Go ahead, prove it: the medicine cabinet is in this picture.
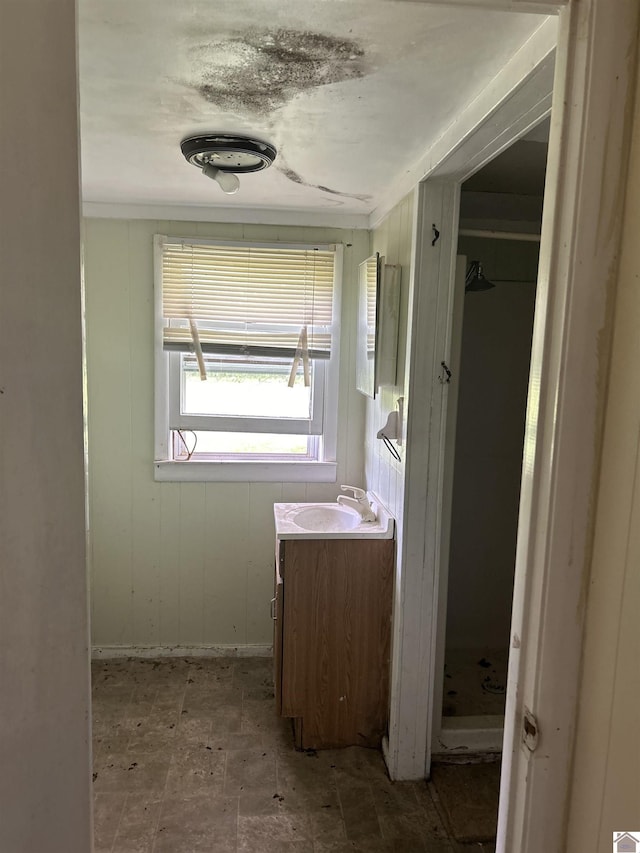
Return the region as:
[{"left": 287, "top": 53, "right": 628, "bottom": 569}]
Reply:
[{"left": 356, "top": 253, "right": 400, "bottom": 398}]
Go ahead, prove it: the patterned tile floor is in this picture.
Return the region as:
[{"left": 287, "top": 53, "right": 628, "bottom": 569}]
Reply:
[{"left": 92, "top": 657, "right": 495, "bottom": 852}]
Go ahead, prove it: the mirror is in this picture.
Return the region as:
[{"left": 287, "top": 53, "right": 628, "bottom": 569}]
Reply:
[
  {"left": 356, "top": 253, "right": 380, "bottom": 398},
  {"left": 356, "top": 253, "right": 400, "bottom": 398}
]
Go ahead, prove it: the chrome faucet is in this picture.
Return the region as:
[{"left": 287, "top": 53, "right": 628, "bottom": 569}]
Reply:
[{"left": 336, "top": 485, "right": 376, "bottom": 522}]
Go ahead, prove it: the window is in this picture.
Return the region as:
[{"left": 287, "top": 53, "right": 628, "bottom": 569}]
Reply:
[{"left": 154, "top": 236, "right": 342, "bottom": 482}]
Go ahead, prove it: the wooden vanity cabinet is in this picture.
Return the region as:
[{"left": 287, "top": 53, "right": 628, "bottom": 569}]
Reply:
[{"left": 274, "top": 536, "right": 394, "bottom": 750}]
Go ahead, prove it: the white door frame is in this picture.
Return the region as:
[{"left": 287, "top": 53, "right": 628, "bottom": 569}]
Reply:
[{"left": 385, "top": 1, "right": 640, "bottom": 852}]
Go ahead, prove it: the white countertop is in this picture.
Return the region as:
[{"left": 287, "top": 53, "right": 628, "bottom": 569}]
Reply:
[{"left": 274, "top": 496, "right": 395, "bottom": 540}]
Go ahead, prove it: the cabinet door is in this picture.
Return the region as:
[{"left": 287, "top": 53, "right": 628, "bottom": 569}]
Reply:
[{"left": 281, "top": 538, "right": 394, "bottom": 748}]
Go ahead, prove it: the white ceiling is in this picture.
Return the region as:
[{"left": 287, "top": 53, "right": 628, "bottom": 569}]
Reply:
[{"left": 78, "top": 1, "right": 549, "bottom": 218}]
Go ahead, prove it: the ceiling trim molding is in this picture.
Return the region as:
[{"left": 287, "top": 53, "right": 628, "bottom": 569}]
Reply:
[
  {"left": 368, "top": 15, "right": 557, "bottom": 228},
  {"left": 82, "top": 201, "right": 371, "bottom": 230},
  {"left": 407, "top": 0, "right": 565, "bottom": 12}
]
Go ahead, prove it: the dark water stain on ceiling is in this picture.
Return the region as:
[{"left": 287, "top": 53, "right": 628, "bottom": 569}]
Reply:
[
  {"left": 280, "top": 164, "right": 371, "bottom": 203},
  {"left": 191, "top": 28, "right": 367, "bottom": 114}
]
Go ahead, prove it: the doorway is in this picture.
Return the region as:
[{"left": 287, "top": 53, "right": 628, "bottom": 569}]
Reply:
[
  {"left": 387, "top": 3, "right": 639, "bottom": 851},
  {"left": 426, "top": 133, "right": 548, "bottom": 846},
  {"left": 434, "top": 129, "right": 548, "bottom": 759}
]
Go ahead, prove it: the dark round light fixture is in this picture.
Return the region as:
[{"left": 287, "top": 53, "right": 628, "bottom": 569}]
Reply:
[{"left": 180, "top": 134, "right": 277, "bottom": 194}]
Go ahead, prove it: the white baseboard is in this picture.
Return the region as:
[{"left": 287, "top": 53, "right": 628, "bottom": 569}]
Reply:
[{"left": 91, "top": 644, "right": 273, "bottom": 660}]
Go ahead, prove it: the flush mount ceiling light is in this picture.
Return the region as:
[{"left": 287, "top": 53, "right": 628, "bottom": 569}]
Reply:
[{"left": 180, "top": 134, "right": 277, "bottom": 195}]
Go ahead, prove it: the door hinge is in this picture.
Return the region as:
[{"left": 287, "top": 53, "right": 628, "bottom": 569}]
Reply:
[{"left": 523, "top": 707, "right": 539, "bottom": 752}]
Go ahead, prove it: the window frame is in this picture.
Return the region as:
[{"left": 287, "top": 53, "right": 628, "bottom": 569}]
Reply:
[
  {"left": 153, "top": 235, "right": 342, "bottom": 482},
  {"left": 171, "top": 429, "right": 321, "bottom": 463},
  {"left": 167, "top": 351, "right": 326, "bottom": 435}
]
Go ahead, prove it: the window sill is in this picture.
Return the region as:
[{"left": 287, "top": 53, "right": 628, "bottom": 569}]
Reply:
[{"left": 154, "top": 460, "right": 338, "bottom": 483}]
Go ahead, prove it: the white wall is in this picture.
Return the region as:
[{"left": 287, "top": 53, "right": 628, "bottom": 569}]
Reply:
[
  {"left": 364, "top": 193, "right": 415, "bottom": 771},
  {"left": 446, "top": 236, "right": 537, "bottom": 650},
  {"left": 0, "top": 1, "right": 92, "bottom": 850},
  {"left": 84, "top": 218, "right": 368, "bottom": 649},
  {"left": 365, "top": 193, "right": 415, "bottom": 519},
  {"left": 565, "top": 45, "right": 640, "bottom": 848}
]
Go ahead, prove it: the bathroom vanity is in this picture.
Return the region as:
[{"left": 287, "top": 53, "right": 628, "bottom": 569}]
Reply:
[{"left": 273, "top": 501, "right": 394, "bottom": 750}]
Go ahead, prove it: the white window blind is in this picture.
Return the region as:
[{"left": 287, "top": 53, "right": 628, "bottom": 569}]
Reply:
[{"left": 159, "top": 237, "right": 336, "bottom": 360}]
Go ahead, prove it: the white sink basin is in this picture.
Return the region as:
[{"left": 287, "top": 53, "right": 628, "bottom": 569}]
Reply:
[
  {"left": 274, "top": 497, "right": 394, "bottom": 540},
  {"left": 293, "top": 505, "right": 361, "bottom": 532}
]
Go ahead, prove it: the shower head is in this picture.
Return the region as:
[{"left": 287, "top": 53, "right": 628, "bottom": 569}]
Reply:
[{"left": 465, "top": 261, "right": 495, "bottom": 293}]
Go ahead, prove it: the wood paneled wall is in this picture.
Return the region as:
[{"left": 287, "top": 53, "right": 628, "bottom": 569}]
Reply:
[
  {"left": 84, "top": 218, "right": 368, "bottom": 648},
  {"left": 365, "top": 194, "right": 415, "bottom": 523}
]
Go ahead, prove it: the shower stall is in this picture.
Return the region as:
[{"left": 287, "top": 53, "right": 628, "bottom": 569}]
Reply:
[{"left": 434, "top": 229, "right": 540, "bottom": 756}]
